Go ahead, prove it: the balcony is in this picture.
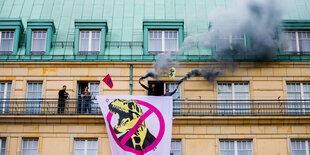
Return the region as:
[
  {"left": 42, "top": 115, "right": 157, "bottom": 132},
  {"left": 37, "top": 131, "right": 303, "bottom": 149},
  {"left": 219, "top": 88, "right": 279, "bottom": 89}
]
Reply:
[{"left": 0, "top": 99, "right": 310, "bottom": 116}]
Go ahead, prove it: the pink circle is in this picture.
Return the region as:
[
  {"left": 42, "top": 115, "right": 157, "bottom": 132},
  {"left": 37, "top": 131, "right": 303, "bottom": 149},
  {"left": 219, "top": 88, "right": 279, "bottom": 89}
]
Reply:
[{"left": 107, "top": 99, "right": 165, "bottom": 155}]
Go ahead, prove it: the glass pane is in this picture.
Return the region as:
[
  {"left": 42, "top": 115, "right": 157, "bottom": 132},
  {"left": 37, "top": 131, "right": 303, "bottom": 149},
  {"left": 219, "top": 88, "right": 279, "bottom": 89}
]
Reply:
[
  {"left": 149, "top": 39, "right": 162, "bottom": 51},
  {"left": 80, "top": 39, "right": 89, "bottom": 51},
  {"left": 165, "top": 39, "right": 178, "bottom": 52},
  {"left": 91, "top": 39, "right": 100, "bottom": 51}
]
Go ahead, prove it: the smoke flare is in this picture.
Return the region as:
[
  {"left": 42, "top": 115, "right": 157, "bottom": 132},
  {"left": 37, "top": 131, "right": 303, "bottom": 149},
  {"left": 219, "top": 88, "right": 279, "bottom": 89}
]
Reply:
[
  {"left": 139, "top": 71, "right": 159, "bottom": 80},
  {"left": 178, "top": 69, "right": 223, "bottom": 85}
]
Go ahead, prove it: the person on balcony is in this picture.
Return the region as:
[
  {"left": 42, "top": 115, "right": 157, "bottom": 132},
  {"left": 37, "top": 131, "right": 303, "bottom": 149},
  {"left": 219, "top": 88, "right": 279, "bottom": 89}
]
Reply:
[
  {"left": 58, "top": 85, "right": 69, "bottom": 114},
  {"left": 164, "top": 85, "right": 179, "bottom": 96},
  {"left": 81, "top": 86, "right": 92, "bottom": 114},
  {"left": 139, "top": 79, "right": 160, "bottom": 96}
]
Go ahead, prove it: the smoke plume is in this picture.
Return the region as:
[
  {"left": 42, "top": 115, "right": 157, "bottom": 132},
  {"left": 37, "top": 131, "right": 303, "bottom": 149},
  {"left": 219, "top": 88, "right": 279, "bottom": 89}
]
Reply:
[
  {"left": 178, "top": 69, "right": 223, "bottom": 85},
  {"left": 140, "top": 70, "right": 159, "bottom": 80},
  {"left": 181, "top": 0, "right": 287, "bottom": 62}
]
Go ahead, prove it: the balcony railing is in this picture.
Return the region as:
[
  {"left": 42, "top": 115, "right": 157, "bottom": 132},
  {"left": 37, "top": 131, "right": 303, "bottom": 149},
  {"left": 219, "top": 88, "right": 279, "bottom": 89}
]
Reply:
[{"left": 0, "top": 99, "right": 310, "bottom": 116}]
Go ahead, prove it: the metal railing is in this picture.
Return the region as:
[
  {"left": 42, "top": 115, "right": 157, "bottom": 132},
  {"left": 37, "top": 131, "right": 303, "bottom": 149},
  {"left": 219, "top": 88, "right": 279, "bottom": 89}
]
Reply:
[{"left": 0, "top": 99, "right": 310, "bottom": 116}]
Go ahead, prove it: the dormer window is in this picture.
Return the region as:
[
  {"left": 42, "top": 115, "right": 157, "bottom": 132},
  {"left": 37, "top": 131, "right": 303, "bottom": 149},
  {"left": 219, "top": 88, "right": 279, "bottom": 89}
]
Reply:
[{"left": 0, "top": 31, "right": 14, "bottom": 55}]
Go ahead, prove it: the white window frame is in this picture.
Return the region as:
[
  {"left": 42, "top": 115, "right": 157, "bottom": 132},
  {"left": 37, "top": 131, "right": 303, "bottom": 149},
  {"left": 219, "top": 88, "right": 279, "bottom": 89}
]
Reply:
[
  {"left": 31, "top": 30, "right": 47, "bottom": 52},
  {"left": 79, "top": 30, "right": 101, "bottom": 52},
  {"left": 217, "top": 33, "right": 247, "bottom": 50},
  {"left": 284, "top": 31, "right": 310, "bottom": 54},
  {"left": 27, "top": 82, "right": 43, "bottom": 99},
  {"left": 74, "top": 139, "right": 98, "bottom": 155},
  {"left": 220, "top": 140, "right": 253, "bottom": 155},
  {"left": 0, "top": 82, "right": 12, "bottom": 113},
  {"left": 0, "top": 138, "right": 6, "bottom": 155},
  {"left": 286, "top": 82, "right": 310, "bottom": 114},
  {"left": 0, "top": 31, "right": 14, "bottom": 52},
  {"left": 0, "top": 82, "right": 12, "bottom": 99},
  {"left": 291, "top": 140, "right": 310, "bottom": 155},
  {"left": 171, "top": 140, "right": 181, "bottom": 155},
  {"left": 148, "top": 30, "right": 178, "bottom": 52},
  {"left": 217, "top": 82, "right": 250, "bottom": 114},
  {"left": 22, "top": 138, "right": 38, "bottom": 155}
]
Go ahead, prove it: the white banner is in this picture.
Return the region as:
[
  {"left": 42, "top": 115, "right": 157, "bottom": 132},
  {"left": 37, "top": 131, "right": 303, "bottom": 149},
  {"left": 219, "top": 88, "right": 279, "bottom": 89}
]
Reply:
[{"left": 96, "top": 95, "right": 173, "bottom": 155}]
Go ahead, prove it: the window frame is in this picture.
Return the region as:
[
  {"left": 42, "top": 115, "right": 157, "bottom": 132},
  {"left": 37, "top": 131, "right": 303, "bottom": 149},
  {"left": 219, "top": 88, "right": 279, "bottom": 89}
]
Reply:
[
  {"left": 219, "top": 140, "right": 253, "bottom": 155},
  {"left": 22, "top": 138, "right": 39, "bottom": 155},
  {"left": 148, "top": 30, "right": 179, "bottom": 54},
  {"left": 0, "top": 19, "right": 24, "bottom": 55},
  {"left": 170, "top": 139, "right": 181, "bottom": 155},
  {"left": 283, "top": 31, "right": 310, "bottom": 55},
  {"left": 26, "top": 19, "right": 55, "bottom": 55},
  {"left": 31, "top": 30, "right": 47, "bottom": 54},
  {"left": 78, "top": 30, "right": 101, "bottom": 55},
  {"left": 74, "top": 20, "right": 108, "bottom": 55},
  {"left": 217, "top": 82, "right": 250, "bottom": 115},
  {"left": 74, "top": 139, "right": 98, "bottom": 155},
  {"left": 291, "top": 139, "right": 310, "bottom": 155},
  {"left": 0, "top": 31, "right": 15, "bottom": 54},
  {"left": 0, "top": 138, "right": 6, "bottom": 155},
  {"left": 216, "top": 33, "right": 247, "bottom": 51},
  {"left": 286, "top": 82, "right": 310, "bottom": 114},
  {"left": 143, "top": 20, "right": 184, "bottom": 55}
]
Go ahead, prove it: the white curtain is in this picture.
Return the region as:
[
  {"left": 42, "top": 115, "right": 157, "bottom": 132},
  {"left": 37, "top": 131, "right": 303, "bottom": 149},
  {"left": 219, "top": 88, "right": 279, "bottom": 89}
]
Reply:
[
  {"left": 170, "top": 140, "right": 181, "bottom": 155},
  {"left": 164, "top": 31, "right": 178, "bottom": 52},
  {"left": 149, "top": 31, "right": 162, "bottom": 52},
  {"left": 91, "top": 31, "right": 100, "bottom": 52},
  {"left": 220, "top": 141, "right": 235, "bottom": 155},
  {"left": 287, "top": 83, "right": 302, "bottom": 114},
  {"left": 0, "top": 32, "right": 14, "bottom": 52},
  {"left": 22, "top": 139, "right": 38, "bottom": 155},
  {"left": 218, "top": 83, "right": 233, "bottom": 114},
  {"left": 32, "top": 31, "right": 46, "bottom": 52},
  {"left": 237, "top": 141, "right": 252, "bottom": 155},
  {"left": 291, "top": 140, "right": 306, "bottom": 155},
  {"left": 299, "top": 32, "right": 310, "bottom": 52}
]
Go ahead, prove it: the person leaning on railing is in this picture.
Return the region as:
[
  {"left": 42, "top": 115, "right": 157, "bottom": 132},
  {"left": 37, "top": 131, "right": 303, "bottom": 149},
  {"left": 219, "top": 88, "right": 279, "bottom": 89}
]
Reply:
[{"left": 58, "top": 85, "right": 69, "bottom": 114}]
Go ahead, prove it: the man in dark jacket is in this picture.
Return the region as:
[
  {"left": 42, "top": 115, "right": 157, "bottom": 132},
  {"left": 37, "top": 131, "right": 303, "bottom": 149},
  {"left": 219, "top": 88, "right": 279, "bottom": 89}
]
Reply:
[
  {"left": 139, "top": 79, "right": 160, "bottom": 96},
  {"left": 58, "top": 85, "right": 69, "bottom": 114}
]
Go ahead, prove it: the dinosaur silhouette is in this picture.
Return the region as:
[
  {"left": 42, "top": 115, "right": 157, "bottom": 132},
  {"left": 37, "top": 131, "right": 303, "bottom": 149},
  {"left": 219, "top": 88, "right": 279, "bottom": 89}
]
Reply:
[{"left": 109, "top": 99, "right": 156, "bottom": 150}]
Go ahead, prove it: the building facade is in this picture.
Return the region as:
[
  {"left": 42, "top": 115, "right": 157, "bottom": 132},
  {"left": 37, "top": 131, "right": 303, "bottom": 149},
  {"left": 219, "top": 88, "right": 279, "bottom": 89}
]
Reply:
[{"left": 0, "top": 0, "right": 310, "bottom": 154}]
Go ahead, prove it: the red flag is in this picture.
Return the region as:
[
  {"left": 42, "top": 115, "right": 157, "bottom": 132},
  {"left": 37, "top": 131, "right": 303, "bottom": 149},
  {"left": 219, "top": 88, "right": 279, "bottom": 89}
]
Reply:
[{"left": 103, "top": 74, "right": 113, "bottom": 88}]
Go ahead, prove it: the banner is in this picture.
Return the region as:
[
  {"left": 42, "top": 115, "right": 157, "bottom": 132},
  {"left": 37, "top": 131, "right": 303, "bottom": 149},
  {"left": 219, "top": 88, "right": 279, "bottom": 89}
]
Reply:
[{"left": 96, "top": 95, "right": 173, "bottom": 155}]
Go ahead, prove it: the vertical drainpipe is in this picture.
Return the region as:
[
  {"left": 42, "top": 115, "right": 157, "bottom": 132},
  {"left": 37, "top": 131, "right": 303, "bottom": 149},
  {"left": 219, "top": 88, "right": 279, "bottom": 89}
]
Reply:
[{"left": 130, "top": 64, "right": 133, "bottom": 95}]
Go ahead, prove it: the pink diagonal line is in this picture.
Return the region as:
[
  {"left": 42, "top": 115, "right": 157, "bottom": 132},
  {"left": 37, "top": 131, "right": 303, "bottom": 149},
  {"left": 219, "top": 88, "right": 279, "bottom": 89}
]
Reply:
[{"left": 120, "top": 109, "right": 154, "bottom": 145}]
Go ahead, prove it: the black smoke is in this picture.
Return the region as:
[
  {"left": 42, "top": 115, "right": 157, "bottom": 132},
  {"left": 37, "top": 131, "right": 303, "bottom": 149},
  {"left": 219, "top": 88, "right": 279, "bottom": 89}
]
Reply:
[{"left": 178, "top": 69, "right": 223, "bottom": 85}]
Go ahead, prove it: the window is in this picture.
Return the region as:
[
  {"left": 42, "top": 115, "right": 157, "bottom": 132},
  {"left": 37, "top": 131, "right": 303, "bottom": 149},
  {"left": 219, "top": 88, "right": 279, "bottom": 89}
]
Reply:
[
  {"left": 0, "top": 138, "right": 6, "bottom": 155},
  {"left": 79, "top": 31, "right": 101, "bottom": 55},
  {"left": 220, "top": 140, "right": 252, "bottom": 155},
  {"left": 74, "top": 20, "right": 107, "bottom": 55},
  {"left": 216, "top": 33, "right": 246, "bottom": 51},
  {"left": 0, "top": 31, "right": 14, "bottom": 55},
  {"left": 31, "top": 31, "right": 47, "bottom": 55},
  {"left": 0, "top": 82, "right": 12, "bottom": 114},
  {"left": 165, "top": 83, "right": 181, "bottom": 115},
  {"left": 26, "top": 82, "right": 43, "bottom": 114},
  {"left": 77, "top": 82, "right": 100, "bottom": 114},
  {"left": 22, "top": 139, "right": 38, "bottom": 155},
  {"left": 143, "top": 20, "right": 184, "bottom": 55},
  {"left": 26, "top": 19, "right": 55, "bottom": 55},
  {"left": 287, "top": 83, "right": 310, "bottom": 114},
  {"left": 284, "top": 31, "right": 310, "bottom": 55},
  {"left": 148, "top": 31, "right": 178, "bottom": 54},
  {"left": 171, "top": 140, "right": 181, "bottom": 155},
  {"left": 218, "top": 83, "right": 250, "bottom": 114},
  {"left": 74, "top": 139, "right": 97, "bottom": 155},
  {"left": 291, "top": 140, "right": 310, "bottom": 155}
]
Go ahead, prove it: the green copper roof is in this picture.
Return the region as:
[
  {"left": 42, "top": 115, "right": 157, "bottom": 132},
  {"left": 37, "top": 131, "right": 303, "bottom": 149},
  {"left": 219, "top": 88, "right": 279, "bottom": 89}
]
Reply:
[{"left": 0, "top": 0, "right": 309, "bottom": 60}]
